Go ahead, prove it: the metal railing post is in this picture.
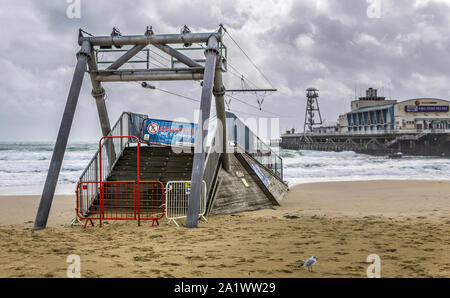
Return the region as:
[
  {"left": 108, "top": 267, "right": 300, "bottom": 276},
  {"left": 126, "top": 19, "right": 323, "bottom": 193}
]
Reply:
[
  {"left": 186, "top": 34, "right": 220, "bottom": 229},
  {"left": 33, "top": 41, "right": 91, "bottom": 230},
  {"left": 214, "top": 63, "right": 230, "bottom": 172}
]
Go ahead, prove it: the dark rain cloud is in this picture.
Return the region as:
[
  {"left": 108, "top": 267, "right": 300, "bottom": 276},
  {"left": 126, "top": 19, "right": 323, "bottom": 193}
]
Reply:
[{"left": 0, "top": 0, "right": 449, "bottom": 140}]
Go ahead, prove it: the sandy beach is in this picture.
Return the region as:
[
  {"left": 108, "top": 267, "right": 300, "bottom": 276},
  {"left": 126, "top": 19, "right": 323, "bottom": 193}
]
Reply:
[{"left": 0, "top": 180, "right": 449, "bottom": 278}]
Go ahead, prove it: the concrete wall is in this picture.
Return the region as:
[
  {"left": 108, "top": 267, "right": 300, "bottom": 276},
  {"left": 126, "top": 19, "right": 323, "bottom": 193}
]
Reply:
[
  {"left": 208, "top": 154, "right": 274, "bottom": 215},
  {"left": 208, "top": 152, "right": 288, "bottom": 216},
  {"left": 240, "top": 153, "right": 289, "bottom": 205}
]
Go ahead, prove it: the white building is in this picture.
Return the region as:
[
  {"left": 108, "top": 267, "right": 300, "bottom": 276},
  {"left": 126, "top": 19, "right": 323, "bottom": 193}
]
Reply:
[{"left": 338, "top": 89, "right": 450, "bottom": 133}]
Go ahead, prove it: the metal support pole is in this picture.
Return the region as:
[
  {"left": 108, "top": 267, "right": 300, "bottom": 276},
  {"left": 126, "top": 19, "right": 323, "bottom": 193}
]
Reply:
[
  {"left": 153, "top": 44, "right": 202, "bottom": 68},
  {"left": 107, "top": 44, "right": 147, "bottom": 71},
  {"left": 88, "top": 47, "right": 115, "bottom": 166},
  {"left": 95, "top": 71, "right": 204, "bottom": 82},
  {"left": 88, "top": 28, "right": 149, "bottom": 145},
  {"left": 88, "top": 48, "right": 112, "bottom": 136},
  {"left": 33, "top": 41, "right": 91, "bottom": 230},
  {"left": 186, "top": 35, "right": 219, "bottom": 228},
  {"left": 79, "top": 32, "right": 221, "bottom": 47},
  {"left": 213, "top": 65, "right": 230, "bottom": 172}
]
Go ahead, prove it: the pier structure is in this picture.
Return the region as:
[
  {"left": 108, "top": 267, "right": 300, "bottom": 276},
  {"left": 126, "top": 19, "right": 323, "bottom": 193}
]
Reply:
[
  {"left": 281, "top": 130, "right": 450, "bottom": 156},
  {"left": 34, "top": 26, "right": 286, "bottom": 230},
  {"left": 282, "top": 88, "right": 450, "bottom": 156},
  {"left": 73, "top": 112, "right": 287, "bottom": 228},
  {"left": 33, "top": 26, "right": 229, "bottom": 230}
]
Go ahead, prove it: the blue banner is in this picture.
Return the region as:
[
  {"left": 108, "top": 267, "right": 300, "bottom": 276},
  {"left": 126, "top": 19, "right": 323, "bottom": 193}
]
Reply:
[
  {"left": 250, "top": 163, "right": 271, "bottom": 187},
  {"left": 141, "top": 118, "right": 197, "bottom": 146},
  {"left": 405, "top": 105, "right": 449, "bottom": 112}
]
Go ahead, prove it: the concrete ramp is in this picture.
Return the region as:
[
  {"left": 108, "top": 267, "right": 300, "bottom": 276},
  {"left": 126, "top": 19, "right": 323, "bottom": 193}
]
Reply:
[
  {"left": 208, "top": 152, "right": 288, "bottom": 216},
  {"left": 236, "top": 152, "right": 288, "bottom": 205}
]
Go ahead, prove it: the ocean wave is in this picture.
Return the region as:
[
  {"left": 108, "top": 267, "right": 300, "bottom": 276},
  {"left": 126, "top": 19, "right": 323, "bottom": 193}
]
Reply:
[
  {"left": 0, "top": 142, "right": 97, "bottom": 152},
  {"left": 0, "top": 142, "right": 96, "bottom": 188},
  {"left": 0, "top": 143, "right": 449, "bottom": 189},
  {"left": 279, "top": 148, "right": 450, "bottom": 186}
]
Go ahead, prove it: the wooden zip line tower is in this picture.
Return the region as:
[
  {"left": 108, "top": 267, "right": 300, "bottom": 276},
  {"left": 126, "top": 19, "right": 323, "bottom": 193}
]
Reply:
[{"left": 34, "top": 26, "right": 232, "bottom": 230}]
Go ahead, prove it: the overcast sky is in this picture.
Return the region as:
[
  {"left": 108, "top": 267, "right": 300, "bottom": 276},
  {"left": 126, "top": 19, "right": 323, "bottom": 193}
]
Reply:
[{"left": 1, "top": 0, "right": 450, "bottom": 141}]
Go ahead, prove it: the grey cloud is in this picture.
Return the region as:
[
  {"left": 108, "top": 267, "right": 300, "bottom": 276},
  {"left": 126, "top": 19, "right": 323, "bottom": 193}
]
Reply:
[{"left": 1, "top": 0, "right": 450, "bottom": 139}]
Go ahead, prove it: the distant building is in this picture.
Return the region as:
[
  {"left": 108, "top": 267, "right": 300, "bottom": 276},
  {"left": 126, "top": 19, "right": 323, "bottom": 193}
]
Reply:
[
  {"left": 281, "top": 88, "right": 450, "bottom": 156},
  {"left": 350, "top": 87, "right": 397, "bottom": 111},
  {"left": 338, "top": 89, "right": 450, "bottom": 133}
]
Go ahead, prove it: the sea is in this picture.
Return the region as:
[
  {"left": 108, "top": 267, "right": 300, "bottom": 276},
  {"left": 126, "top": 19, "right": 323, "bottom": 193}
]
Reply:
[
  {"left": 0, "top": 142, "right": 97, "bottom": 195},
  {"left": 0, "top": 142, "right": 449, "bottom": 195}
]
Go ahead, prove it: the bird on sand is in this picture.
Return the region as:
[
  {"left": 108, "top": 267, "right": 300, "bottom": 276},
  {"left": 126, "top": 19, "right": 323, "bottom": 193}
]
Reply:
[{"left": 302, "top": 256, "right": 317, "bottom": 272}]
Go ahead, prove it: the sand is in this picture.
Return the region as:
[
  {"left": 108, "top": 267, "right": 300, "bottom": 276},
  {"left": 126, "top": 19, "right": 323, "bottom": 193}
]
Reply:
[{"left": 0, "top": 180, "right": 449, "bottom": 278}]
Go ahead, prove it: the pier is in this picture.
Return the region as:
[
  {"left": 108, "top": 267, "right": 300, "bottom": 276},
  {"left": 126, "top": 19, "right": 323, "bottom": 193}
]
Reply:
[
  {"left": 282, "top": 88, "right": 450, "bottom": 157},
  {"left": 281, "top": 130, "right": 450, "bottom": 156}
]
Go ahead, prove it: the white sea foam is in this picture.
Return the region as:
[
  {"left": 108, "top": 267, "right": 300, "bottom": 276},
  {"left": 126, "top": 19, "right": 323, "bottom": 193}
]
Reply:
[
  {"left": 0, "top": 142, "right": 97, "bottom": 194},
  {"left": 278, "top": 148, "right": 450, "bottom": 185},
  {"left": 0, "top": 142, "right": 448, "bottom": 195}
]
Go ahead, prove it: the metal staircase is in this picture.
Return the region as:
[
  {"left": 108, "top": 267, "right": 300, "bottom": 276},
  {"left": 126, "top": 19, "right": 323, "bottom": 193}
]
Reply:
[{"left": 76, "top": 112, "right": 223, "bottom": 225}]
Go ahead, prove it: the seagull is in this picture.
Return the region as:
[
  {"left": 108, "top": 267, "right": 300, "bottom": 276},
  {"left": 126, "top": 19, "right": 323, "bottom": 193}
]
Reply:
[{"left": 302, "top": 256, "right": 317, "bottom": 272}]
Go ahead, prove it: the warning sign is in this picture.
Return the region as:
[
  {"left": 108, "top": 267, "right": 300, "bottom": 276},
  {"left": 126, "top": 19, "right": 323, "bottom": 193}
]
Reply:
[
  {"left": 141, "top": 118, "right": 197, "bottom": 146},
  {"left": 148, "top": 122, "right": 159, "bottom": 135},
  {"left": 185, "top": 182, "right": 191, "bottom": 195}
]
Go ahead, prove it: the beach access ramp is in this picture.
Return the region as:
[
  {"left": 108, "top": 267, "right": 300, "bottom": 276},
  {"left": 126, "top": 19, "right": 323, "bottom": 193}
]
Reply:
[{"left": 75, "top": 112, "right": 288, "bottom": 227}]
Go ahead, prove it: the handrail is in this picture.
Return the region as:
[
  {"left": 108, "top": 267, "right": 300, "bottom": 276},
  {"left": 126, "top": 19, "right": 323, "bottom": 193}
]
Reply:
[
  {"left": 226, "top": 112, "right": 283, "bottom": 180},
  {"left": 78, "top": 112, "right": 131, "bottom": 184},
  {"left": 99, "top": 136, "right": 140, "bottom": 183},
  {"left": 77, "top": 112, "right": 131, "bottom": 216}
]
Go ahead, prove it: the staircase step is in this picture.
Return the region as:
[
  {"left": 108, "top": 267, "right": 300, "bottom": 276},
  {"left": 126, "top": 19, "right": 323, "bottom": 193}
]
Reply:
[
  {"left": 90, "top": 145, "right": 194, "bottom": 213},
  {"left": 113, "top": 167, "right": 192, "bottom": 173}
]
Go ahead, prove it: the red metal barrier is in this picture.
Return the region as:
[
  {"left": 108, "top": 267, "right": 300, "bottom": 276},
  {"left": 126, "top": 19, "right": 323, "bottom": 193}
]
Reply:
[
  {"left": 76, "top": 137, "right": 165, "bottom": 228},
  {"left": 101, "top": 181, "right": 137, "bottom": 222},
  {"left": 138, "top": 181, "right": 165, "bottom": 227}
]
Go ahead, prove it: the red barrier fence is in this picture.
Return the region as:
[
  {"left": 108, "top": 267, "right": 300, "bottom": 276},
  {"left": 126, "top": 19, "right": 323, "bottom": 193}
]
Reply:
[
  {"left": 76, "top": 181, "right": 164, "bottom": 228},
  {"left": 138, "top": 181, "right": 165, "bottom": 226},
  {"left": 75, "top": 137, "right": 164, "bottom": 228},
  {"left": 101, "top": 181, "right": 137, "bottom": 222}
]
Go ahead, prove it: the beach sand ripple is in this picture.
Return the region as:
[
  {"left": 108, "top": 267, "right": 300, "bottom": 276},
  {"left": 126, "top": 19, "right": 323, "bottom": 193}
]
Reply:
[{"left": 0, "top": 180, "right": 449, "bottom": 278}]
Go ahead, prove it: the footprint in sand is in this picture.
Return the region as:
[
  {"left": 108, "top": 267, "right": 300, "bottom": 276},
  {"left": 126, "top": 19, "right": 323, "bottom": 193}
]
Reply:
[
  {"left": 334, "top": 251, "right": 349, "bottom": 255},
  {"left": 283, "top": 215, "right": 300, "bottom": 219},
  {"left": 161, "top": 262, "right": 181, "bottom": 267},
  {"left": 237, "top": 258, "right": 256, "bottom": 263},
  {"left": 277, "top": 269, "right": 293, "bottom": 274},
  {"left": 383, "top": 255, "right": 399, "bottom": 260},
  {"left": 191, "top": 270, "right": 205, "bottom": 276},
  {"left": 185, "top": 256, "right": 204, "bottom": 261}
]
